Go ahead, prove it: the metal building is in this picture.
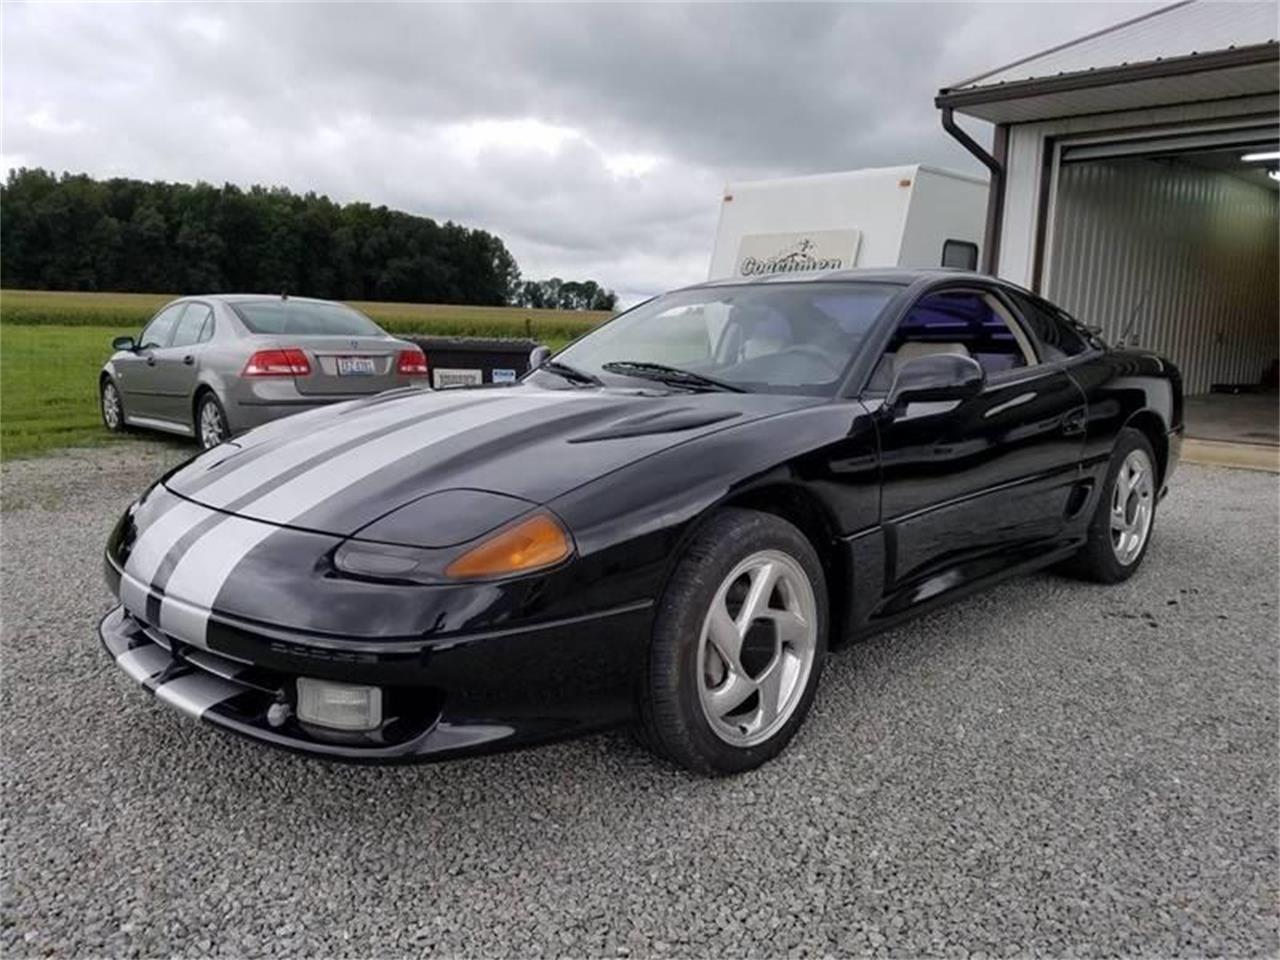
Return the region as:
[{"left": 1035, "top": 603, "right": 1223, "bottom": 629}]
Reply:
[{"left": 936, "top": 0, "right": 1278, "bottom": 448}]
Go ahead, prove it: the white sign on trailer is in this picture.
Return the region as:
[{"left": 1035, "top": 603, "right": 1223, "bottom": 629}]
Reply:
[{"left": 734, "top": 229, "right": 862, "bottom": 278}]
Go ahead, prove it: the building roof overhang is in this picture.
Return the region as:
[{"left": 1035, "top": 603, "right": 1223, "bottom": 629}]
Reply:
[{"left": 937, "top": 42, "right": 1279, "bottom": 125}]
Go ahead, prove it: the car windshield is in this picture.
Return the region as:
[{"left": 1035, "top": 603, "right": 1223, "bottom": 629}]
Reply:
[
  {"left": 233, "top": 300, "right": 384, "bottom": 336},
  {"left": 548, "top": 282, "right": 897, "bottom": 395}
]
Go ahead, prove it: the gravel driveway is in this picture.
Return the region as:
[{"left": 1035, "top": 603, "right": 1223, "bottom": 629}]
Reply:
[{"left": 3, "top": 440, "right": 1277, "bottom": 958}]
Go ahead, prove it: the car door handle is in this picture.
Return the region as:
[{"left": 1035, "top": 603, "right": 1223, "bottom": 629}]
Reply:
[
  {"left": 1062, "top": 407, "right": 1087, "bottom": 436},
  {"left": 183, "top": 355, "right": 194, "bottom": 365},
  {"left": 146, "top": 356, "right": 156, "bottom": 366}
]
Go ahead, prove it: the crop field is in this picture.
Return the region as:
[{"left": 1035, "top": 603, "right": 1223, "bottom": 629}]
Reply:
[
  {"left": 0, "top": 289, "right": 608, "bottom": 460},
  {"left": 1, "top": 288, "right": 609, "bottom": 341}
]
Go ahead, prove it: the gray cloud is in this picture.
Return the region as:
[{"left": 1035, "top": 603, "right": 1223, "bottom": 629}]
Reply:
[{"left": 3, "top": 2, "right": 1160, "bottom": 304}]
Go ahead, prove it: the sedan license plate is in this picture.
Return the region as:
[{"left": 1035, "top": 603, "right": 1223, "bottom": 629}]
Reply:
[{"left": 337, "top": 356, "right": 376, "bottom": 376}]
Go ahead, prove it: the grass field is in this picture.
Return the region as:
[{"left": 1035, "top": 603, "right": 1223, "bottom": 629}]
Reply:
[
  {"left": 0, "top": 289, "right": 605, "bottom": 460},
  {"left": 1, "top": 323, "right": 142, "bottom": 459},
  {"left": 0, "top": 289, "right": 608, "bottom": 341}
]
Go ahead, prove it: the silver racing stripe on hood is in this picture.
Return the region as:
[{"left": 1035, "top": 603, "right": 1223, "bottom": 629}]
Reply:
[
  {"left": 154, "top": 395, "right": 566, "bottom": 648},
  {"left": 121, "top": 391, "right": 495, "bottom": 616},
  {"left": 171, "top": 389, "right": 488, "bottom": 504}
]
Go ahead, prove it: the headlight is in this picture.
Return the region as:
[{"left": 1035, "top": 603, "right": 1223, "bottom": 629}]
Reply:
[
  {"left": 444, "top": 513, "right": 572, "bottom": 580},
  {"left": 332, "top": 511, "right": 573, "bottom": 584}
]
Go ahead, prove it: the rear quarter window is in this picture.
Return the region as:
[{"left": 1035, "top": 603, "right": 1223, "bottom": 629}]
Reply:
[{"left": 1007, "top": 291, "right": 1091, "bottom": 360}]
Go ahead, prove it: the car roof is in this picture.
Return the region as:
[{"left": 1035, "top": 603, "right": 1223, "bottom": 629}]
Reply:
[
  {"left": 683, "top": 267, "right": 996, "bottom": 292},
  {"left": 171, "top": 294, "right": 350, "bottom": 306}
]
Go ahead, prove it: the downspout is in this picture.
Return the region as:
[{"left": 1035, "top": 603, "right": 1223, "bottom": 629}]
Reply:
[{"left": 939, "top": 105, "right": 1006, "bottom": 276}]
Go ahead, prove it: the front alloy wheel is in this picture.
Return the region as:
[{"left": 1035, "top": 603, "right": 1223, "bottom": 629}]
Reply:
[
  {"left": 696, "top": 550, "right": 818, "bottom": 747},
  {"left": 101, "top": 380, "right": 124, "bottom": 432},
  {"left": 641, "top": 508, "right": 828, "bottom": 775}
]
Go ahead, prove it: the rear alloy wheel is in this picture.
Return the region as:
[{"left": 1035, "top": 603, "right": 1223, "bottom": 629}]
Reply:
[
  {"left": 641, "top": 508, "right": 827, "bottom": 775},
  {"left": 1060, "top": 427, "right": 1158, "bottom": 583},
  {"left": 196, "top": 393, "right": 229, "bottom": 449},
  {"left": 101, "top": 379, "right": 125, "bottom": 432},
  {"left": 1110, "top": 448, "right": 1155, "bottom": 566}
]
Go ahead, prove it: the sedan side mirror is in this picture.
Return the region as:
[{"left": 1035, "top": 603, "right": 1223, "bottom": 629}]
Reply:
[
  {"left": 112, "top": 335, "right": 136, "bottom": 352},
  {"left": 887, "top": 353, "right": 985, "bottom": 410},
  {"left": 529, "top": 344, "right": 552, "bottom": 370}
]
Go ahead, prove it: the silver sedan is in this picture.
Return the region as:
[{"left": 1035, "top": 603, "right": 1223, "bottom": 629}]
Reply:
[{"left": 99, "top": 295, "right": 430, "bottom": 448}]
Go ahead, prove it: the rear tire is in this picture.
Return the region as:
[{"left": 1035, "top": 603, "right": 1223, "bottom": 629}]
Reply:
[
  {"left": 1060, "top": 427, "right": 1158, "bottom": 583},
  {"left": 100, "top": 378, "right": 126, "bottom": 433},
  {"left": 640, "top": 508, "right": 828, "bottom": 775},
  {"left": 195, "top": 392, "right": 230, "bottom": 449}
]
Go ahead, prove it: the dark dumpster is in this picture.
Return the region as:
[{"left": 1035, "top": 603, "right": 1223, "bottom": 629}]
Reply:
[{"left": 407, "top": 336, "right": 540, "bottom": 389}]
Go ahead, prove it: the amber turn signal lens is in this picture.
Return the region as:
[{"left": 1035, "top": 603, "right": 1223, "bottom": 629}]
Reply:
[{"left": 444, "top": 513, "right": 572, "bottom": 580}]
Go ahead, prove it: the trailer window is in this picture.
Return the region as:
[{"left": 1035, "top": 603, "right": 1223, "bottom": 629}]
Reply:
[{"left": 941, "top": 239, "right": 978, "bottom": 271}]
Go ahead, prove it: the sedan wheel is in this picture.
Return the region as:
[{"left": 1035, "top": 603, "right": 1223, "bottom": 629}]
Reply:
[
  {"left": 101, "top": 380, "right": 124, "bottom": 432},
  {"left": 197, "top": 394, "right": 229, "bottom": 449},
  {"left": 640, "top": 508, "right": 827, "bottom": 775}
]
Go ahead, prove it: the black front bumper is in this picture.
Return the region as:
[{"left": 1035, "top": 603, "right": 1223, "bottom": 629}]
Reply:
[{"left": 98, "top": 597, "right": 652, "bottom": 763}]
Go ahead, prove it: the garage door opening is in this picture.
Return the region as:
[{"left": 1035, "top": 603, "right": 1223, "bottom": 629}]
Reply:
[{"left": 1043, "top": 132, "right": 1279, "bottom": 449}]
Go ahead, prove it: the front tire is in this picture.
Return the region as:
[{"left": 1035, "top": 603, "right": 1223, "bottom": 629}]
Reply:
[
  {"left": 640, "top": 509, "right": 828, "bottom": 775},
  {"left": 100, "top": 378, "right": 126, "bottom": 433},
  {"left": 1061, "top": 427, "right": 1158, "bottom": 583},
  {"left": 195, "top": 392, "right": 230, "bottom": 449}
]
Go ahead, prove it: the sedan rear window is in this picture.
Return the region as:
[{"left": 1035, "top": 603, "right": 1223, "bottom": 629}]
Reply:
[{"left": 233, "top": 300, "right": 383, "bottom": 337}]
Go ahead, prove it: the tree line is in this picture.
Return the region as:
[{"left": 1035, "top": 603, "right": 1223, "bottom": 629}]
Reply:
[
  {"left": 0, "top": 168, "right": 616, "bottom": 310},
  {"left": 513, "top": 277, "right": 617, "bottom": 311}
]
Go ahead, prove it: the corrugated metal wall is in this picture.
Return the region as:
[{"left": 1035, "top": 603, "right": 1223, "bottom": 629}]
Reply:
[{"left": 1046, "top": 157, "right": 1278, "bottom": 395}]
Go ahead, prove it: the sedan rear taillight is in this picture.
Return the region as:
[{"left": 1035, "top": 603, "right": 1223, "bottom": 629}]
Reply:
[
  {"left": 243, "top": 348, "right": 311, "bottom": 377},
  {"left": 397, "top": 347, "right": 429, "bottom": 377}
]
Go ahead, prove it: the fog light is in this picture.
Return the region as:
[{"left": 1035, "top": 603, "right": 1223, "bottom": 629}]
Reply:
[{"left": 296, "top": 678, "right": 383, "bottom": 732}]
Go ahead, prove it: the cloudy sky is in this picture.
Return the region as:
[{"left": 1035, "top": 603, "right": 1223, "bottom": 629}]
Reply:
[{"left": 3, "top": 1, "right": 1161, "bottom": 304}]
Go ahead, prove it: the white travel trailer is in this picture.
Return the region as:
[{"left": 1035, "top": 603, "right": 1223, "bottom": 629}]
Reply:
[{"left": 708, "top": 164, "right": 988, "bottom": 281}]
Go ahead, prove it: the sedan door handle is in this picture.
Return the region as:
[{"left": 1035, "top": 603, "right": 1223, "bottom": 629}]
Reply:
[
  {"left": 183, "top": 355, "right": 194, "bottom": 365},
  {"left": 145, "top": 356, "right": 156, "bottom": 366}
]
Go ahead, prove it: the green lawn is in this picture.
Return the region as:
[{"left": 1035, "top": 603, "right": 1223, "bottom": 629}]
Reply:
[{"left": 0, "top": 324, "right": 140, "bottom": 459}]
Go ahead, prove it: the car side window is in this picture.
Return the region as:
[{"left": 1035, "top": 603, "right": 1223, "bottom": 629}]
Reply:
[
  {"left": 1006, "top": 291, "right": 1091, "bottom": 359},
  {"left": 866, "top": 288, "right": 1037, "bottom": 392},
  {"left": 171, "top": 303, "right": 213, "bottom": 348},
  {"left": 138, "top": 304, "right": 184, "bottom": 349}
]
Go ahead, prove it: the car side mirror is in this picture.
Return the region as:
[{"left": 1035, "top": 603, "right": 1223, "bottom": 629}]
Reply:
[
  {"left": 112, "top": 335, "right": 136, "bottom": 352},
  {"left": 529, "top": 344, "right": 552, "bottom": 370},
  {"left": 887, "top": 353, "right": 985, "bottom": 410}
]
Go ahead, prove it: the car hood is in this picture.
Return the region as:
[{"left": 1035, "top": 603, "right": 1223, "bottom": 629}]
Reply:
[{"left": 164, "top": 383, "right": 821, "bottom": 545}]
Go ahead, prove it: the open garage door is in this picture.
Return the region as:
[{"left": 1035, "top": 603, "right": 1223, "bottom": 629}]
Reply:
[{"left": 1042, "top": 122, "right": 1279, "bottom": 403}]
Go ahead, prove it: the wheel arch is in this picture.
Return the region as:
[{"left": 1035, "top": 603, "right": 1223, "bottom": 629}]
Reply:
[
  {"left": 695, "top": 481, "right": 851, "bottom": 646},
  {"left": 1123, "top": 409, "right": 1169, "bottom": 485},
  {"left": 191, "top": 382, "right": 219, "bottom": 425}
]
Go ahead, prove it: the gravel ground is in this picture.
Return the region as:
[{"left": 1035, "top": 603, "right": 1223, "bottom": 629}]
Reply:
[{"left": 2, "top": 440, "right": 1277, "bottom": 958}]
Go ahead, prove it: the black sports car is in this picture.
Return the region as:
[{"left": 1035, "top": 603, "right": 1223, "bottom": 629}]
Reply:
[{"left": 100, "top": 269, "right": 1182, "bottom": 774}]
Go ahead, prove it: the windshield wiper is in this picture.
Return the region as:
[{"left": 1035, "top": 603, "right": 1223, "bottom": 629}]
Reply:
[
  {"left": 601, "top": 360, "right": 746, "bottom": 393},
  {"left": 540, "top": 360, "right": 603, "bottom": 387}
]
